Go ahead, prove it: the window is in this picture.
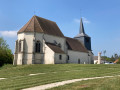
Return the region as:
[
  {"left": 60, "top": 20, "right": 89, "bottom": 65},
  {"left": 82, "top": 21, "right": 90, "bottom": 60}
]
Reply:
[
  {"left": 67, "top": 55, "right": 69, "bottom": 60},
  {"left": 35, "top": 41, "right": 40, "bottom": 53},
  {"left": 59, "top": 55, "right": 62, "bottom": 60},
  {"left": 19, "top": 41, "right": 21, "bottom": 52}
]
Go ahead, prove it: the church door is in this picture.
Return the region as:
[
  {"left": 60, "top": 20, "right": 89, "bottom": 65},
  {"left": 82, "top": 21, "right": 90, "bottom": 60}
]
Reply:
[{"left": 78, "top": 59, "right": 80, "bottom": 64}]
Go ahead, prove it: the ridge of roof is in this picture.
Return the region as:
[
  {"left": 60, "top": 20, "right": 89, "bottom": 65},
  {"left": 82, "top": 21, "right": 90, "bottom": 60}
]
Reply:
[
  {"left": 35, "top": 15, "right": 56, "bottom": 23},
  {"left": 34, "top": 16, "right": 44, "bottom": 32}
]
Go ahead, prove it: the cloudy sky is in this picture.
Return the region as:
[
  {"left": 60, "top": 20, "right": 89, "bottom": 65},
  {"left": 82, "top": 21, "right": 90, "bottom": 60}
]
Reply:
[{"left": 0, "top": 0, "right": 120, "bottom": 57}]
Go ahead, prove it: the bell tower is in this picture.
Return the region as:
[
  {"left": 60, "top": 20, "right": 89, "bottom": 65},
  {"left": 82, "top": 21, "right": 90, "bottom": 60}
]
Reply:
[{"left": 74, "top": 18, "right": 91, "bottom": 51}]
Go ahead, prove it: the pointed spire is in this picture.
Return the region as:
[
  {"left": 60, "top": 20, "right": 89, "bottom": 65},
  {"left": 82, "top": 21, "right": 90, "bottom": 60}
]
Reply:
[{"left": 80, "top": 18, "right": 85, "bottom": 34}]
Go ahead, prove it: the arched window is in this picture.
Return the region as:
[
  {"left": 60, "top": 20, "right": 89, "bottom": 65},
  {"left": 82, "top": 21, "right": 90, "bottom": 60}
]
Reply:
[
  {"left": 19, "top": 41, "right": 21, "bottom": 52},
  {"left": 59, "top": 55, "right": 62, "bottom": 60},
  {"left": 35, "top": 41, "right": 40, "bottom": 53}
]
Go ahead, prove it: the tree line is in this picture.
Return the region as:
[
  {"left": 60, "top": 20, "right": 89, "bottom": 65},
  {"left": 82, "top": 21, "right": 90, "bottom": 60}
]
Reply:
[{"left": 102, "top": 53, "right": 120, "bottom": 63}]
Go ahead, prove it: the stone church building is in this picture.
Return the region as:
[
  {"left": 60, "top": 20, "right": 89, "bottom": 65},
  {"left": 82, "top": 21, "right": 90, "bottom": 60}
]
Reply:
[{"left": 13, "top": 15, "right": 94, "bottom": 65}]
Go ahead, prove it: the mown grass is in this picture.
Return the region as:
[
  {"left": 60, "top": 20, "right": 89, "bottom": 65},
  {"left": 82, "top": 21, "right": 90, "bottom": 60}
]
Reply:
[
  {"left": 49, "top": 76, "right": 120, "bottom": 90},
  {"left": 0, "top": 64, "right": 120, "bottom": 90}
]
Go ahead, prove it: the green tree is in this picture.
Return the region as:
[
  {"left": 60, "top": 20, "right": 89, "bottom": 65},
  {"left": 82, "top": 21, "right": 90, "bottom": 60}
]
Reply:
[
  {"left": 110, "top": 55, "right": 115, "bottom": 61},
  {"left": 114, "top": 53, "right": 119, "bottom": 60},
  {"left": 0, "top": 37, "right": 13, "bottom": 66}
]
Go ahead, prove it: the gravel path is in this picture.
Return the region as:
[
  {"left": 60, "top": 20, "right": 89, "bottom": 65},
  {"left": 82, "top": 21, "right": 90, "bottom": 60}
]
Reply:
[
  {"left": 22, "top": 75, "right": 119, "bottom": 90},
  {"left": 0, "top": 78, "right": 6, "bottom": 80}
]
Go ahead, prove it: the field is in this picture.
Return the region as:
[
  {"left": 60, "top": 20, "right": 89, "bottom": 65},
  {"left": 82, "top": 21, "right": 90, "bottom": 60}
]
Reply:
[{"left": 0, "top": 64, "right": 120, "bottom": 90}]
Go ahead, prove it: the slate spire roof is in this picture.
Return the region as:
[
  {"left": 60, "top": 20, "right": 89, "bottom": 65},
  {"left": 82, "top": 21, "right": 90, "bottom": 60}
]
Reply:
[
  {"left": 18, "top": 15, "right": 64, "bottom": 37},
  {"left": 80, "top": 18, "right": 85, "bottom": 34},
  {"left": 74, "top": 18, "right": 89, "bottom": 38}
]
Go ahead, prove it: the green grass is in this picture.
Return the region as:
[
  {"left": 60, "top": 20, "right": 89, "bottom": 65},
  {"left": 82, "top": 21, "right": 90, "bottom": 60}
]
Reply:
[
  {"left": 49, "top": 76, "right": 120, "bottom": 90},
  {"left": 0, "top": 64, "right": 120, "bottom": 90}
]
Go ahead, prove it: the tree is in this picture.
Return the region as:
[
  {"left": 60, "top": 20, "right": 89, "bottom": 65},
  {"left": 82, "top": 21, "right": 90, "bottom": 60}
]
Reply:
[
  {"left": 0, "top": 37, "right": 13, "bottom": 66},
  {"left": 110, "top": 55, "right": 115, "bottom": 61},
  {"left": 114, "top": 53, "right": 119, "bottom": 60}
]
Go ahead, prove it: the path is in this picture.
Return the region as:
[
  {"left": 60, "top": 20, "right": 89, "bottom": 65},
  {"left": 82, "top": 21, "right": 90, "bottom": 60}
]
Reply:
[
  {"left": 22, "top": 75, "right": 120, "bottom": 90},
  {"left": 0, "top": 78, "right": 6, "bottom": 80}
]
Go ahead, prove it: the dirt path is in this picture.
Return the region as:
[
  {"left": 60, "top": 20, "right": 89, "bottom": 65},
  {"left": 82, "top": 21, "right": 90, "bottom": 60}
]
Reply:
[
  {"left": 22, "top": 75, "right": 119, "bottom": 90},
  {"left": 0, "top": 78, "right": 6, "bottom": 80}
]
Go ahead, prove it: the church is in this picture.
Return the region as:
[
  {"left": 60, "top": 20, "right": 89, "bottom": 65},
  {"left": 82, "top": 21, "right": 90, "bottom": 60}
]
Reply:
[{"left": 13, "top": 15, "right": 94, "bottom": 65}]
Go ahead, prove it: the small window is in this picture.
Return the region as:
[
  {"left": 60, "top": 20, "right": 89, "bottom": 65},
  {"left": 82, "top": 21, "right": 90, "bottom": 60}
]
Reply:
[
  {"left": 59, "top": 55, "right": 62, "bottom": 60},
  {"left": 19, "top": 41, "right": 21, "bottom": 52},
  {"left": 67, "top": 55, "right": 69, "bottom": 60},
  {"left": 35, "top": 41, "right": 40, "bottom": 53}
]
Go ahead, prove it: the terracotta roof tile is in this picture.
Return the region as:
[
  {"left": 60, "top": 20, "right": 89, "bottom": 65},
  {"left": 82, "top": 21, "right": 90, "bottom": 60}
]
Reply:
[
  {"left": 46, "top": 42, "right": 65, "bottom": 54},
  {"left": 114, "top": 59, "right": 119, "bottom": 63},
  {"left": 66, "top": 37, "right": 88, "bottom": 53},
  {"left": 18, "top": 15, "right": 64, "bottom": 37}
]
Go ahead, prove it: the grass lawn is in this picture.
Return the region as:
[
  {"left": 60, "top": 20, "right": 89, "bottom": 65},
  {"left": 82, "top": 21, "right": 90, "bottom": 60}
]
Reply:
[
  {"left": 0, "top": 64, "right": 120, "bottom": 90},
  {"left": 49, "top": 76, "right": 120, "bottom": 90}
]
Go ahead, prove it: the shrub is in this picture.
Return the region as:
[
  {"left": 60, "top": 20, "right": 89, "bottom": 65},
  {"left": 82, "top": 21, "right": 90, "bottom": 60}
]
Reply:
[{"left": 0, "top": 37, "right": 13, "bottom": 66}]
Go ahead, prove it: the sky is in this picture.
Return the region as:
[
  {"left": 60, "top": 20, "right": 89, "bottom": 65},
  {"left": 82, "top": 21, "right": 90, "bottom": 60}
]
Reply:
[{"left": 0, "top": 0, "right": 120, "bottom": 57}]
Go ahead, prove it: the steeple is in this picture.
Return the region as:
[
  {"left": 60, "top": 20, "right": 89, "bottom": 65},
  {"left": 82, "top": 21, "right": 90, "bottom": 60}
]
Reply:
[
  {"left": 80, "top": 18, "right": 85, "bottom": 34},
  {"left": 74, "top": 17, "right": 91, "bottom": 51}
]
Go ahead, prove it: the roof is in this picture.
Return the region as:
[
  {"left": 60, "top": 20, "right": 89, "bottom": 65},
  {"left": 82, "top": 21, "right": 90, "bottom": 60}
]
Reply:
[
  {"left": 114, "top": 59, "right": 119, "bottom": 63},
  {"left": 80, "top": 18, "right": 85, "bottom": 34},
  {"left": 65, "top": 37, "right": 88, "bottom": 53},
  {"left": 46, "top": 42, "right": 65, "bottom": 54},
  {"left": 18, "top": 15, "right": 64, "bottom": 37},
  {"left": 74, "top": 18, "right": 90, "bottom": 38}
]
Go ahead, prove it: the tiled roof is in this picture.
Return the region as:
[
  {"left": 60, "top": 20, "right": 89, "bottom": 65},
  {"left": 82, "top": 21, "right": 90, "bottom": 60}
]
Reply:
[
  {"left": 114, "top": 59, "right": 119, "bottom": 63},
  {"left": 46, "top": 42, "right": 65, "bottom": 54},
  {"left": 66, "top": 37, "right": 88, "bottom": 53},
  {"left": 18, "top": 15, "right": 64, "bottom": 37}
]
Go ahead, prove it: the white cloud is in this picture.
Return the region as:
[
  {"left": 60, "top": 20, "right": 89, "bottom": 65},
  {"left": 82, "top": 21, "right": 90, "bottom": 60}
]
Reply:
[
  {"left": 74, "top": 19, "right": 80, "bottom": 23},
  {"left": 0, "top": 30, "right": 18, "bottom": 38},
  {"left": 82, "top": 17, "right": 90, "bottom": 24},
  {"left": 74, "top": 17, "right": 90, "bottom": 24}
]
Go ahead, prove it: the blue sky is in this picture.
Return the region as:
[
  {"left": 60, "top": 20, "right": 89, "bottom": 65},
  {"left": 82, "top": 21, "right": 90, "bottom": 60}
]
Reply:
[{"left": 0, "top": 0, "right": 120, "bottom": 57}]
